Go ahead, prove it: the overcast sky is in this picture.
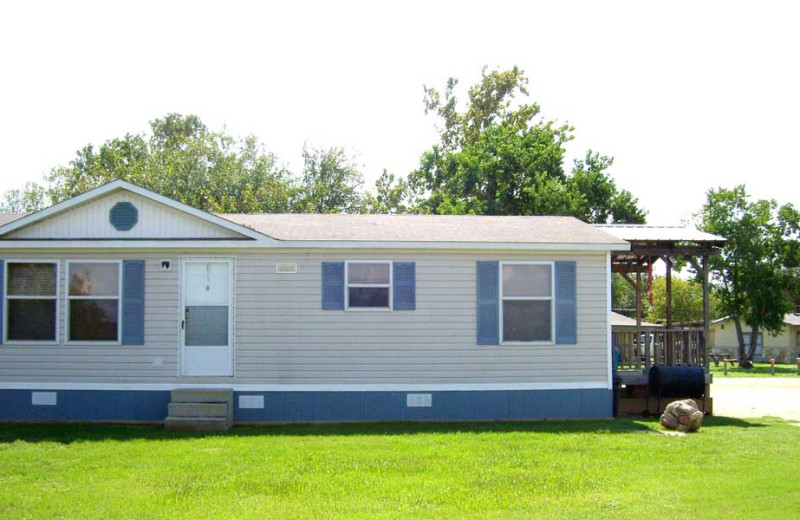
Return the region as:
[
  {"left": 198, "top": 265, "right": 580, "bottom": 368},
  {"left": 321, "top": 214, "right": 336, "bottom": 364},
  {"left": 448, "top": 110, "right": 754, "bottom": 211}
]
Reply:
[{"left": 0, "top": 1, "right": 797, "bottom": 223}]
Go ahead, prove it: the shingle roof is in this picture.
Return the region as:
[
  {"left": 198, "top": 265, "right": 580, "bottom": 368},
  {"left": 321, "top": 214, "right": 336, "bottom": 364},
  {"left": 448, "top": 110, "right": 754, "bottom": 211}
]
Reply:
[
  {"left": 0, "top": 214, "right": 25, "bottom": 227},
  {"left": 611, "top": 311, "right": 662, "bottom": 328},
  {"left": 594, "top": 224, "right": 726, "bottom": 244},
  {"left": 0, "top": 207, "right": 629, "bottom": 247},
  {"left": 219, "top": 214, "right": 630, "bottom": 245}
]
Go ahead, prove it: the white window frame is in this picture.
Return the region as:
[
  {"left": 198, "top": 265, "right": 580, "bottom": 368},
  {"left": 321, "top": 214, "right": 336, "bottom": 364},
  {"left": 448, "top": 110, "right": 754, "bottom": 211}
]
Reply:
[
  {"left": 65, "top": 260, "right": 123, "bottom": 345},
  {"left": 499, "top": 261, "right": 555, "bottom": 345},
  {"left": 345, "top": 260, "right": 393, "bottom": 312},
  {"left": 4, "top": 260, "right": 60, "bottom": 345}
]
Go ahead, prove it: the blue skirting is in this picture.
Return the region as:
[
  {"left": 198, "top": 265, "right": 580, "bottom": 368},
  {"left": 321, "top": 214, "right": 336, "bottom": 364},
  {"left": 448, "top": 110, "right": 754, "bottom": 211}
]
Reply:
[
  {"left": 0, "top": 388, "right": 612, "bottom": 423},
  {"left": 0, "top": 389, "right": 171, "bottom": 422}
]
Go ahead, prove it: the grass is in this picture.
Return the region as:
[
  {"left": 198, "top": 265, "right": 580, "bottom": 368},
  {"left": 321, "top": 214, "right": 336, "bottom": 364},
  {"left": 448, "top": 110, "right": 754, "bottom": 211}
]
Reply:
[
  {"left": 1, "top": 419, "right": 799, "bottom": 519},
  {"left": 710, "top": 362, "right": 800, "bottom": 378}
]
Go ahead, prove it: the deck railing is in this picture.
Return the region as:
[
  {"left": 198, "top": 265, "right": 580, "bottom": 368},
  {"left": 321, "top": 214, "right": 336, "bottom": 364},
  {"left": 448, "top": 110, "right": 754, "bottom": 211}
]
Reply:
[{"left": 613, "top": 327, "right": 706, "bottom": 372}]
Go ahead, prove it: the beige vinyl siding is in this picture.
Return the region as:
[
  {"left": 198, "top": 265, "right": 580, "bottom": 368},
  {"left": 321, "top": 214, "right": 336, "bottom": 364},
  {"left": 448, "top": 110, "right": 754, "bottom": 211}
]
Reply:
[
  {"left": 710, "top": 318, "right": 799, "bottom": 363},
  {"left": 0, "top": 249, "right": 610, "bottom": 385},
  {"left": 6, "top": 191, "right": 243, "bottom": 240}
]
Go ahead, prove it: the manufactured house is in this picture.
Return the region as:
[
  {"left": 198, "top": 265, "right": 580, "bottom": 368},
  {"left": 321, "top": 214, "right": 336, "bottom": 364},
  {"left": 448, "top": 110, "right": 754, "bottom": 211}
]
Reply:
[
  {"left": 0, "top": 180, "right": 633, "bottom": 425},
  {"left": 709, "top": 314, "right": 800, "bottom": 363}
]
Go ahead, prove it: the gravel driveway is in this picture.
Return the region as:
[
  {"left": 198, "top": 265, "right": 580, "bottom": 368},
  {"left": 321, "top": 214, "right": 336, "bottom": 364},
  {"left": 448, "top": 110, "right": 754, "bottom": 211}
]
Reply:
[{"left": 712, "top": 377, "right": 800, "bottom": 421}]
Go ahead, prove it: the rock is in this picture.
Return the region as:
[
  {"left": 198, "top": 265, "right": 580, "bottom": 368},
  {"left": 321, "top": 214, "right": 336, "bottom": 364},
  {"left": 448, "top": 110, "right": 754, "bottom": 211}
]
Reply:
[{"left": 660, "top": 399, "right": 703, "bottom": 432}]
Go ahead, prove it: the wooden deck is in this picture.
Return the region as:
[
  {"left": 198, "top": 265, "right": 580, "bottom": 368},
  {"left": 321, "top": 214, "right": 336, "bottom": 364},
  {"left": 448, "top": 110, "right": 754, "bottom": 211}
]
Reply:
[{"left": 613, "top": 326, "right": 712, "bottom": 416}]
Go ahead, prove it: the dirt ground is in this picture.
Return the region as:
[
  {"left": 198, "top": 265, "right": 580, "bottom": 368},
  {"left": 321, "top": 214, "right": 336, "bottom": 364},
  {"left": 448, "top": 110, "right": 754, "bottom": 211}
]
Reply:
[{"left": 712, "top": 377, "right": 800, "bottom": 421}]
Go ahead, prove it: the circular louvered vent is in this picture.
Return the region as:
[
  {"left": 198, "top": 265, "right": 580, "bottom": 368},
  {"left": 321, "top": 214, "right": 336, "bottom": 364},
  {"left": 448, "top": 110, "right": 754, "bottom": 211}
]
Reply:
[{"left": 109, "top": 202, "right": 138, "bottom": 231}]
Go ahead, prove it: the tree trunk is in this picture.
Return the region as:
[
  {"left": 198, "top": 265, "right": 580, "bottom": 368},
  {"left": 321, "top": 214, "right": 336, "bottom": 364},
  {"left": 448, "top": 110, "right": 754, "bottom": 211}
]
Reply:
[
  {"left": 733, "top": 317, "right": 752, "bottom": 368},
  {"left": 747, "top": 325, "right": 759, "bottom": 364}
]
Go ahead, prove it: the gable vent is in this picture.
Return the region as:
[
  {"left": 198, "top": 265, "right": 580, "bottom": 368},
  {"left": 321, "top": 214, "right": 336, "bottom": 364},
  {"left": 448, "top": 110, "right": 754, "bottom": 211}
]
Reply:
[
  {"left": 276, "top": 262, "right": 298, "bottom": 274},
  {"left": 110, "top": 202, "right": 139, "bottom": 231}
]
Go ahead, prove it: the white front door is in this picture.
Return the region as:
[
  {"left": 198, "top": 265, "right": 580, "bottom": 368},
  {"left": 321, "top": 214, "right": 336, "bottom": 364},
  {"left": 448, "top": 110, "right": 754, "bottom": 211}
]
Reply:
[{"left": 181, "top": 258, "right": 233, "bottom": 376}]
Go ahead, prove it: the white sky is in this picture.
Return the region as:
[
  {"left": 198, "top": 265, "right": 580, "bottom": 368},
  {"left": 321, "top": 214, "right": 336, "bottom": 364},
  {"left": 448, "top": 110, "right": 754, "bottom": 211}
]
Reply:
[{"left": 0, "top": 0, "right": 798, "bottom": 223}]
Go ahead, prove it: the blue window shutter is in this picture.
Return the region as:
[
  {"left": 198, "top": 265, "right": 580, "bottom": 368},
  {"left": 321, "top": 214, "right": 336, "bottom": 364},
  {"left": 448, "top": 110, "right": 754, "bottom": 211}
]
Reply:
[
  {"left": 322, "top": 262, "right": 345, "bottom": 310},
  {"left": 0, "top": 260, "right": 4, "bottom": 344},
  {"left": 476, "top": 261, "right": 499, "bottom": 345},
  {"left": 122, "top": 260, "right": 145, "bottom": 345},
  {"left": 393, "top": 262, "right": 415, "bottom": 310},
  {"left": 555, "top": 261, "right": 577, "bottom": 344}
]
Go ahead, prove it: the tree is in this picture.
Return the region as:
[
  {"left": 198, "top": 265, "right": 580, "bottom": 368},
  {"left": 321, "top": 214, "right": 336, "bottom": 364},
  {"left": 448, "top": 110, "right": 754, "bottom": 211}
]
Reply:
[
  {"left": 0, "top": 182, "right": 48, "bottom": 213},
  {"left": 612, "top": 273, "right": 640, "bottom": 315},
  {"left": 645, "top": 276, "right": 718, "bottom": 325},
  {"left": 294, "top": 144, "right": 366, "bottom": 213},
  {"left": 4, "top": 114, "right": 298, "bottom": 214},
  {"left": 409, "top": 66, "right": 646, "bottom": 222},
  {"left": 362, "top": 170, "right": 410, "bottom": 214},
  {"left": 697, "top": 185, "right": 800, "bottom": 366}
]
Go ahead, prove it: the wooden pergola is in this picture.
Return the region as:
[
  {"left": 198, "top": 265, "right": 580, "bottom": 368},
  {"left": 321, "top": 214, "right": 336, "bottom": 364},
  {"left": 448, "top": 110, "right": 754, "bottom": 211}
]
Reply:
[
  {"left": 597, "top": 225, "right": 726, "bottom": 372},
  {"left": 596, "top": 225, "right": 726, "bottom": 415}
]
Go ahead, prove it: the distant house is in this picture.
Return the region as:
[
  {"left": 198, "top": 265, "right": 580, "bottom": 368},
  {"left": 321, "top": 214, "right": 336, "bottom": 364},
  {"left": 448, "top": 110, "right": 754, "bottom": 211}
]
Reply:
[
  {"left": 611, "top": 311, "right": 662, "bottom": 330},
  {"left": 0, "top": 180, "right": 631, "bottom": 425},
  {"left": 709, "top": 314, "right": 800, "bottom": 363}
]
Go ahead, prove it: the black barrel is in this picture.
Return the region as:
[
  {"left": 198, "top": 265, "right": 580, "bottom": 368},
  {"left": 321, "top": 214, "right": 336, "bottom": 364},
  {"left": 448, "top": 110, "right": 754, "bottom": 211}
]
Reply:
[{"left": 648, "top": 365, "right": 705, "bottom": 398}]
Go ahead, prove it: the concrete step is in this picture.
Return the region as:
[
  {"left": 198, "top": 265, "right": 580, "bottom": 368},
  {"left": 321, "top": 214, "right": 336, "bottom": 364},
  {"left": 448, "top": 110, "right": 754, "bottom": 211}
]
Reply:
[
  {"left": 165, "top": 416, "right": 232, "bottom": 432},
  {"left": 168, "top": 402, "right": 229, "bottom": 418},
  {"left": 171, "top": 388, "right": 233, "bottom": 404}
]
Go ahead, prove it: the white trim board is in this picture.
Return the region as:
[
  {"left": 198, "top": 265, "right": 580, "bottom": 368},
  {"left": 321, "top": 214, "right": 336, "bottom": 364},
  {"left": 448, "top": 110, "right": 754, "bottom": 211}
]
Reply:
[
  {"left": 0, "top": 240, "right": 631, "bottom": 251},
  {"left": 0, "top": 382, "right": 610, "bottom": 392}
]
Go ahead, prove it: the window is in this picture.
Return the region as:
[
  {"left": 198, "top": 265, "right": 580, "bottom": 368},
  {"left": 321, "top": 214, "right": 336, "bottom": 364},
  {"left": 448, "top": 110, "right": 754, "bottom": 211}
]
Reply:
[
  {"left": 346, "top": 261, "right": 392, "bottom": 310},
  {"left": 742, "top": 332, "right": 763, "bottom": 358},
  {"left": 500, "top": 262, "right": 553, "bottom": 343},
  {"left": 5, "top": 261, "right": 59, "bottom": 342},
  {"left": 67, "top": 261, "right": 121, "bottom": 342}
]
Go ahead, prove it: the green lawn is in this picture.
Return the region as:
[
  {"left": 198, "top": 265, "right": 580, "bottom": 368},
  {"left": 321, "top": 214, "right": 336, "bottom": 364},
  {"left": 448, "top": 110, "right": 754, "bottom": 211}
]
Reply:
[
  {"left": 710, "top": 362, "right": 800, "bottom": 377},
  {"left": 1, "top": 418, "right": 799, "bottom": 519}
]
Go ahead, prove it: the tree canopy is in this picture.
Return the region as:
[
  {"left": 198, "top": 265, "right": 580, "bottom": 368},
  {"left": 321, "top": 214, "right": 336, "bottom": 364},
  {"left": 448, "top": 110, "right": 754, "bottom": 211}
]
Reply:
[
  {"left": 1, "top": 67, "right": 645, "bottom": 222},
  {"left": 697, "top": 185, "right": 800, "bottom": 365},
  {"left": 645, "top": 276, "right": 719, "bottom": 325},
  {"left": 408, "top": 67, "right": 646, "bottom": 222}
]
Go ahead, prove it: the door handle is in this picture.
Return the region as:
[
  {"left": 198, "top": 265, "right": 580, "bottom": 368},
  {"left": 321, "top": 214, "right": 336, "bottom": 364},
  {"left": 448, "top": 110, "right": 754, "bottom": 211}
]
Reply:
[{"left": 181, "top": 320, "right": 185, "bottom": 330}]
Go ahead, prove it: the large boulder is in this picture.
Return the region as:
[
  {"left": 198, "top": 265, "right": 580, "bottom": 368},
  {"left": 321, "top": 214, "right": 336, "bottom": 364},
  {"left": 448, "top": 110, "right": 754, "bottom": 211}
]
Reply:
[{"left": 660, "top": 399, "right": 704, "bottom": 432}]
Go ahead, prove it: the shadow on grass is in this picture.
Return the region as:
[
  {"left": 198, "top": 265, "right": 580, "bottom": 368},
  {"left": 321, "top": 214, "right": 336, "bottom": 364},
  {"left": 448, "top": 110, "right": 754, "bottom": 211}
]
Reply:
[{"left": 0, "top": 415, "right": 778, "bottom": 444}]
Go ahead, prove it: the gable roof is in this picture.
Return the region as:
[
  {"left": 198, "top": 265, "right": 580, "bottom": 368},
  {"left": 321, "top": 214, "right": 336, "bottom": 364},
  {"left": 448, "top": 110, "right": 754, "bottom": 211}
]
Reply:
[
  {"left": 0, "top": 180, "right": 631, "bottom": 250},
  {"left": 0, "top": 180, "right": 268, "bottom": 242},
  {"left": 220, "top": 213, "right": 630, "bottom": 246}
]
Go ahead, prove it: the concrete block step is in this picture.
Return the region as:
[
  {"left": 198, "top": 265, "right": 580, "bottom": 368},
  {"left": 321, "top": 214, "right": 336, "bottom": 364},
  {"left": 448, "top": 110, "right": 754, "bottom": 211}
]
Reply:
[
  {"left": 168, "top": 402, "right": 229, "bottom": 418},
  {"left": 165, "top": 416, "right": 232, "bottom": 432},
  {"left": 171, "top": 388, "right": 233, "bottom": 404}
]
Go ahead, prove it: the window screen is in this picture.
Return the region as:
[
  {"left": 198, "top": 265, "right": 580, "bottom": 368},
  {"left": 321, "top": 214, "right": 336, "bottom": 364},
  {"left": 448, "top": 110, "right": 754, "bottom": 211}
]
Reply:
[
  {"left": 346, "top": 261, "right": 391, "bottom": 309},
  {"left": 501, "top": 263, "right": 553, "bottom": 342},
  {"left": 6, "top": 262, "right": 58, "bottom": 341},
  {"left": 67, "top": 262, "right": 120, "bottom": 342}
]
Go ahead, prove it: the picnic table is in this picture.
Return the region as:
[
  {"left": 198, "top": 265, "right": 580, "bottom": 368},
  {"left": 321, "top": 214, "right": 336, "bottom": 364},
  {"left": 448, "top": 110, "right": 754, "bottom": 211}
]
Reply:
[{"left": 709, "top": 354, "right": 738, "bottom": 367}]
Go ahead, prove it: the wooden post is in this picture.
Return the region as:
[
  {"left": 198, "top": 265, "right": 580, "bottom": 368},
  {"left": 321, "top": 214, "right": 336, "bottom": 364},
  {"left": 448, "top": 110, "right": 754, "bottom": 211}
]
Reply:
[
  {"left": 665, "top": 257, "right": 673, "bottom": 365},
  {"left": 702, "top": 254, "right": 711, "bottom": 371},
  {"left": 636, "top": 266, "right": 642, "bottom": 373}
]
